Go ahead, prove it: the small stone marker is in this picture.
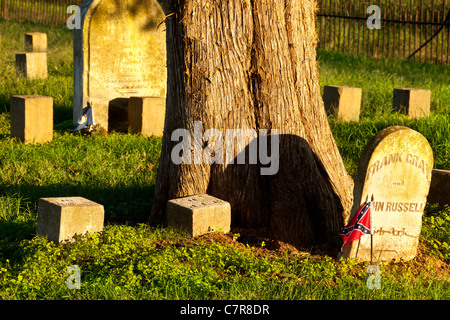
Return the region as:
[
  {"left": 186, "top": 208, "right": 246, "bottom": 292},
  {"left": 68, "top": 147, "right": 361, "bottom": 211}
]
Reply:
[
  {"left": 427, "top": 169, "right": 450, "bottom": 206},
  {"left": 24, "top": 32, "right": 47, "bottom": 52},
  {"left": 15, "top": 52, "right": 48, "bottom": 80},
  {"left": 323, "top": 85, "right": 362, "bottom": 122},
  {"left": 36, "top": 197, "right": 104, "bottom": 244},
  {"left": 10, "top": 95, "right": 53, "bottom": 144},
  {"left": 342, "top": 126, "right": 433, "bottom": 262},
  {"left": 167, "top": 194, "right": 231, "bottom": 237},
  {"left": 128, "top": 97, "right": 166, "bottom": 137},
  {"left": 108, "top": 97, "right": 130, "bottom": 133},
  {"left": 73, "top": 0, "right": 166, "bottom": 131},
  {"left": 393, "top": 88, "right": 431, "bottom": 119}
]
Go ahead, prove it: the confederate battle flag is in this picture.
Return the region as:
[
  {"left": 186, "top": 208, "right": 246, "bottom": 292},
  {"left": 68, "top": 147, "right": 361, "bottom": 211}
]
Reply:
[{"left": 340, "top": 201, "right": 372, "bottom": 251}]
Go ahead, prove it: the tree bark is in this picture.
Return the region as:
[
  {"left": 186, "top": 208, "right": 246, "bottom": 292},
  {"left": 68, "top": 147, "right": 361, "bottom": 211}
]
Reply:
[{"left": 150, "top": 0, "right": 354, "bottom": 249}]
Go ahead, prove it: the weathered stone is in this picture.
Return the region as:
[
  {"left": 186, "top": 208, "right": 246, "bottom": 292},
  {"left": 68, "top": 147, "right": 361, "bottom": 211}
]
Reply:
[
  {"left": 393, "top": 88, "right": 431, "bottom": 119},
  {"left": 108, "top": 98, "right": 129, "bottom": 133},
  {"left": 167, "top": 194, "right": 231, "bottom": 237},
  {"left": 342, "top": 126, "right": 434, "bottom": 262},
  {"left": 36, "top": 197, "right": 104, "bottom": 243},
  {"left": 427, "top": 169, "right": 450, "bottom": 206},
  {"left": 10, "top": 95, "right": 53, "bottom": 144},
  {"left": 128, "top": 97, "right": 165, "bottom": 137},
  {"left": 323, "top": 85, "right": 361, "bottom": 122},
  {"left": 15, "top": 52, "right": 48, "bottom": 80},
  {"left": 73, "top": 0, "right": 166, "bottom": 131},
  {"left": 24, "top": 32, "right": 47, "bottom": 52}
]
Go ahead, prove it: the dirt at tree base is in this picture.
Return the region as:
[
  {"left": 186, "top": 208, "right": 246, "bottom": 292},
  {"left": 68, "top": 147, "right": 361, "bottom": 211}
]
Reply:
[{"left": 151, "top": 229, "right": 448, "bottom": 282}]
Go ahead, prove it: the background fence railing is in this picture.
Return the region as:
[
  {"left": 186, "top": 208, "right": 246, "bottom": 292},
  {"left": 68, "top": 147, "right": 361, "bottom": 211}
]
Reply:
[
  {"left": 1, "top": 0, "right": 450, "bottom": 65},
  {"left": 317, "top": 0, "right": 450, "bottom": 65},
  {"left": 0, "top": 0, "right": 83, "bottom": 26}
]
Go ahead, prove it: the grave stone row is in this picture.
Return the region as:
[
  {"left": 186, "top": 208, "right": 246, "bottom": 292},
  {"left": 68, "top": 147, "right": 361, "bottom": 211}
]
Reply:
[
  {"left": 32, "top": 123, "right": 443, "bottom": 263},
  {"left": 35, "top": 194, "right": 231, "bottom": 244},
  {"left": 15, "top": 32, "right": 48, "bottom": 80},
  {"left": 9, "top": 95, "right": 164, "bottom": 144},
  {"left": 323, "top": 86, "right": 431, "bottom": 121}
]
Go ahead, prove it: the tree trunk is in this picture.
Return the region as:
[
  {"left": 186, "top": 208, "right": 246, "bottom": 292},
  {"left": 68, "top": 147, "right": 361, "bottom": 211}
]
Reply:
[{"left": 150, "top": 0, "right": 354, "bottom": 249}]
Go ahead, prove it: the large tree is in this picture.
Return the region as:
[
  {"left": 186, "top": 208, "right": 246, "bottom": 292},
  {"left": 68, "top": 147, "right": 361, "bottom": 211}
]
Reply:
[{"left": 150, "top": 0, "right": 354, "bottom": 249}]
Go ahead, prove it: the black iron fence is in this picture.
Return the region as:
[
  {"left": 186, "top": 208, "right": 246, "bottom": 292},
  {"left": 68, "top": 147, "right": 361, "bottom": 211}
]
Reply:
[
  {"left": 317, "top": 0, "right": 450, "bottom": 64},
  {"left": 1, "top": 0, "right": 450, "bottom": 65},
  {"left": 0, "top": 0, "right": 83, "bottom": 26}
]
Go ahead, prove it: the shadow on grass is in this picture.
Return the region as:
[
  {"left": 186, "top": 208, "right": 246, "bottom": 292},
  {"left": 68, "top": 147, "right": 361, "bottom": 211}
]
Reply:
[
  {"left": 0, "top": 181, "right": 156, "bottom": 263},
  {"left": 2, "top": 182, "right": 156, "bottom": 226},
  {"left": 0, "top": 220, "right": 36, "bottom": 263}
]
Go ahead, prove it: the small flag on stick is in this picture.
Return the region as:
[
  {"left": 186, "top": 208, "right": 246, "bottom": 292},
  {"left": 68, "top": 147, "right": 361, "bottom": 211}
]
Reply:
[
  {"left": 340, "top": 201, "right": 372, "bottom": 251},
  {"left": 74, "top": 104, "right": 95, "bottom": 132}
]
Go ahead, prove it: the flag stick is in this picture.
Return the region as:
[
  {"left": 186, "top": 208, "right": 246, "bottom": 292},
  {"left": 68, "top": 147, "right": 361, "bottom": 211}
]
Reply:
[
  {"left": 355, "top": 238, "right": 361, "bottom": 259},
  {"left": 355, "top": 195, "right": 369, "bottom": 260},
  {"left": 370, "top": 194, "right": 374, "bottom": 266}
]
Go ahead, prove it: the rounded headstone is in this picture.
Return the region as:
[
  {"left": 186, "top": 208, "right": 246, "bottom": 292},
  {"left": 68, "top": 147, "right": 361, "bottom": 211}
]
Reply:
[
  {"left": 342, "top": 126, "right": 434, "bottom": 262},
  {"left": 73, "top": 0, "right": 166, "bottom": 131}
]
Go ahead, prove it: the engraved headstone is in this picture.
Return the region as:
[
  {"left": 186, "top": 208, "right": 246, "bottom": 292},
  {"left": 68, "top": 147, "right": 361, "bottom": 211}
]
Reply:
[
  {"left": 73, "top": 0, "right": 166, "bottom": 131},
  {"left": 342, "top": 126, "right": 433, "bottom": 262}
]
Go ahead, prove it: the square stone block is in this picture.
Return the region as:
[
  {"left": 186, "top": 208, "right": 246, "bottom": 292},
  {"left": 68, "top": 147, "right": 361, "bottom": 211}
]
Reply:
[
  {"left": 15, "top": 52, "right": 48, "bottom": 80},
  {"left": 393, "top": 88, "right": 431, "bottom": 119},
  {"left": 24, "top": 32, "right": 47, "bottom": 52},
  {"left": 427, "top": 169, "right": 450, "bottom": 206},
  {"left": 128, "top": 97, "right": 166, "bottom": 137},
  {"left": 167, "top": 194, "right": 231, "bottom": 237},
  {"left": 323, "top": 85, "right": 361, "bottom": 122},
  {"left": 108, "top": 97, "right": 129, "bottom": 133},
  {"left": 36, "top": 197, "right": 105, "bottom": 243},
  {"left": 10, "top": 95, "right": 53, "bottom": 144}
]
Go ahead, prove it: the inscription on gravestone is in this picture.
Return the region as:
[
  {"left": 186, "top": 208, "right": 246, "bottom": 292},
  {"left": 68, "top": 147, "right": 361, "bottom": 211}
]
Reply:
[
  {"left": 342, "top": 126, "right": 433, "bottom": 262},
  {"left": 73, "top": 0, "right": 166, "bottom": 131}
]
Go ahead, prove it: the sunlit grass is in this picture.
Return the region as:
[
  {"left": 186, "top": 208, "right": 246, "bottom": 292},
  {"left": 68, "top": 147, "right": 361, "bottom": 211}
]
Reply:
[{"left": 0, "top": 19, "right": 448, "bottom": 300}]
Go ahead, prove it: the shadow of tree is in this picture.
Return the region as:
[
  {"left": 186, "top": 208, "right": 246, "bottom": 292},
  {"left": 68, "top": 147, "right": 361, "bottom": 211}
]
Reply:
[
  {"left": 0, "top": 220, "right": 36, "bottom": 263},
  {"left": 107, "top": 0, "right": 165, "bottom": 30},
  {"left": 2, "top": 181, "right": 155, "bottom": 226}
]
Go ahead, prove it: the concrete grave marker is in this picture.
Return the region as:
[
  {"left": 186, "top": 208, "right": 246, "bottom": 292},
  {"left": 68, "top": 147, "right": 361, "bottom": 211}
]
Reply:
[
  {"left": 15, "top": 52, "right": 48, "bottom": 80},
  {"left": 10, "top": 95, "right": 53, "bottom": 144},
  {"left": 128, "top": 96, "right": 166, "bottom": 137},
  {"left": 36, "top": 197, "right": 104, "bottom": 243},
  {"left": 427, "top": 169, "right": 450, "bottom": 206},
  {"left": 393, "top": 88, "right": 431, "bottom": 119},
  {"left": 73, "top": 0, "right": 166, "bottom": 131},
  {"left": 24, "top": 32, "right": 47, "bottom": 52},
  {"left": 323, "top": 85, "right": 362, "bottom": 122},
  {"left": 342, "top": 126, "right": 433, "bottom": 262},
  {"left": 167, "top": 194, "right": 231, "bottom": 237}
]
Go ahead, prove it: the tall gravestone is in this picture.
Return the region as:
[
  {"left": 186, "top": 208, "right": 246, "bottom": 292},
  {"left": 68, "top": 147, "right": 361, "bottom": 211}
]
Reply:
[
  {"left": 341, "top": 126, "right": 433, "bottom": 262},
  {"left": 73, "top": 0, "right": 166, "bottom": 131}
]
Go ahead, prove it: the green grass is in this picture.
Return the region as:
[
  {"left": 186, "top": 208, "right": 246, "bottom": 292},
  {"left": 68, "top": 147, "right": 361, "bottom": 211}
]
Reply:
[
  {"left": 318, "top": 49, "right": 450, "bottom": 176},
  {"left": 0, "top": 18, "right": 73, "bottom": 123},
  {"left": 0, "top": 19, "right": 449, "bottom": 300}
]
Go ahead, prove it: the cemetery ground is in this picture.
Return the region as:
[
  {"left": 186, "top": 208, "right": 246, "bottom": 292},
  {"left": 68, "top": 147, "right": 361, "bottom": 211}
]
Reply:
[{"left": 0, "top": 19, "right": 449, "bottom": 300}]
